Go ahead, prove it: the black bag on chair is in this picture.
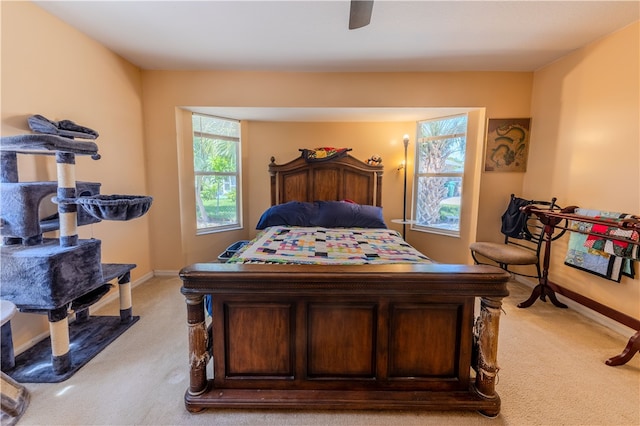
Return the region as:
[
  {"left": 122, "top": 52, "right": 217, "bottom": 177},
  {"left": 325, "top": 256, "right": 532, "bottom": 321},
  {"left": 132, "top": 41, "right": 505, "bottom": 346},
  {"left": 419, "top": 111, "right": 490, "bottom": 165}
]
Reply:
[{"left": 500, "top": 196, "right": 532, "bottom": 239}]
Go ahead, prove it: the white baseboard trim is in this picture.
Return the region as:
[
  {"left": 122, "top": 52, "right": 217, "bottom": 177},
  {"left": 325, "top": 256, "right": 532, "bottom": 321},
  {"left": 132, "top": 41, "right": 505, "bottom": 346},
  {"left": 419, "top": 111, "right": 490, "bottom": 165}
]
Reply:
[
  {"left": 514, "top": 277, "right": 636, "bottom": 338},
  {"left": 153, "top": 270, "right": 180, "bottom": 277}
]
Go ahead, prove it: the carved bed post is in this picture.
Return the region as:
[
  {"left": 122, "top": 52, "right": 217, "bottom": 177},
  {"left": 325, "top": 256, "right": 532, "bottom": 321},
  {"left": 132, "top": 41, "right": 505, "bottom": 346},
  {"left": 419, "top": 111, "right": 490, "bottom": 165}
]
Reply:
[
  {"left": 185, "top": 294, "right": 208, "bottom": 397},
  {"left": 474, "top": 296, "right": 503, "bottom": 416},
  {"left": 375, "top": 170, "right": 383, "bottom": 207},
  {"left": 269, "top": 156, "right": 277, "bottom": 206}
]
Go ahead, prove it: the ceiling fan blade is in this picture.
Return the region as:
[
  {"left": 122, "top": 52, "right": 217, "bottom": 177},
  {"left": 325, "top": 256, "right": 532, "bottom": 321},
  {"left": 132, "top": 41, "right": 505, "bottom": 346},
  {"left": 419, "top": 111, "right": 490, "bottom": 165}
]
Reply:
[{"left": 349, "top": 0, "right": 374, "bottom": 30}]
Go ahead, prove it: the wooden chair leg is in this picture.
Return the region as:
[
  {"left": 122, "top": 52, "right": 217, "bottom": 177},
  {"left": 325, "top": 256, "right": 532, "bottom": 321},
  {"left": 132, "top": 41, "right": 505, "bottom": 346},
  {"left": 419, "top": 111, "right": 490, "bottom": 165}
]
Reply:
[
  {"left": 518, "top": 224, "right": 567, "bottom": 309},
  {"left": 605, "top": 331, "right": 640, "bottom": 366},
  {"left": 518, "top": 282, "right": 568, "bottom": 309}
]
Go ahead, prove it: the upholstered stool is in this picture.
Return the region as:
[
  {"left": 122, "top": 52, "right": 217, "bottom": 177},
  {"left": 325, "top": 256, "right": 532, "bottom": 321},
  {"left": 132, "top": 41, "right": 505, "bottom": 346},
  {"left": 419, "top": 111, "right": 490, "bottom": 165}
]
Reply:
[
  {"left": 469, "top": 241, "right": 539, "bottom": 267},
  {"left": 1, "top": 300, "right": 30, "bottom": 425}
]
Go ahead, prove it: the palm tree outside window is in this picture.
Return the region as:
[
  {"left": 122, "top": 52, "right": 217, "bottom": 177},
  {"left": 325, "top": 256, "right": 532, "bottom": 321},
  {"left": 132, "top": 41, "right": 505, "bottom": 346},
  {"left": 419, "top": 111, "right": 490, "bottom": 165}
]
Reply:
[{"left": 413, "top": 114, "right": 467, "bottom": 236}]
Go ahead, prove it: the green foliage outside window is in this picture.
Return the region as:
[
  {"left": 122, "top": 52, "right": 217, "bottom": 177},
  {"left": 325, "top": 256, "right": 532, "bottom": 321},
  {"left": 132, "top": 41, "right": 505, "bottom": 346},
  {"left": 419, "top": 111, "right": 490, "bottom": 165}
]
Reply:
[
  {"left": 192, "top": 114, "right": 241, "bottom": 232},
  {"left": 414, "top": 114, "right": 467, "bottom": 234}
]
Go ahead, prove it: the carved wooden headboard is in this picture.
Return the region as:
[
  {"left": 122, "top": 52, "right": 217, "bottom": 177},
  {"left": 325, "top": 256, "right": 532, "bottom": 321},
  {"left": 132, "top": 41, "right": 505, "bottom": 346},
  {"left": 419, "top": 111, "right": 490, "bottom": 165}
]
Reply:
[{"left": 268, "top": 154, "right": 384, "bottom": 207}]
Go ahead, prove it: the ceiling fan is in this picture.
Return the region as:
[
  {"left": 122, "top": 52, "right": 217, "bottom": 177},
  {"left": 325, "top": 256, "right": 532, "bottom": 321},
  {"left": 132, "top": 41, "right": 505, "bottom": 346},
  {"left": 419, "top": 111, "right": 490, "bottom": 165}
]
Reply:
[{"left": 349, "top": 0, "right": 374, "bottom": 30}]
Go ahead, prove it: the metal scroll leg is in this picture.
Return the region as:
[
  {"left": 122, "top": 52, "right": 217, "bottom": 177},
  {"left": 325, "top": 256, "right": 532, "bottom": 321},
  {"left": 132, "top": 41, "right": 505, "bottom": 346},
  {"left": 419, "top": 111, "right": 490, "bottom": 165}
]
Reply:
[
  {"left": 474, "top": 296, "right": 503, "bottom": 417},
  {"left": 184, "top": 294, "right": 208, "bottom": 412}
]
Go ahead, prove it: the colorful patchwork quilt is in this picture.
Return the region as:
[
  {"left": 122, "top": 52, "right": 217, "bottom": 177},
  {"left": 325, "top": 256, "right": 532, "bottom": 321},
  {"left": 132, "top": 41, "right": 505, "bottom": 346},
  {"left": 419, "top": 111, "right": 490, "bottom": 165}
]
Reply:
[
  {"left": 584, "top": 221, "right": 639, "bottom": 261},
  {"left": 228, "top": 226, "right": 432, "bottom": 265},
  {"left": 564, "top": 209, "right": 635, "bottom": 282}
]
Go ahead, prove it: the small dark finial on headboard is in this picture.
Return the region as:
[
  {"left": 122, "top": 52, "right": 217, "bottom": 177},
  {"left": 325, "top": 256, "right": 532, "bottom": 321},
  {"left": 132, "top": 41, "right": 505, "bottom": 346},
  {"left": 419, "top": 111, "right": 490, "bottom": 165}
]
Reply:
[{"left": 270, "top": 156, "right": 276, "bottom": 164}]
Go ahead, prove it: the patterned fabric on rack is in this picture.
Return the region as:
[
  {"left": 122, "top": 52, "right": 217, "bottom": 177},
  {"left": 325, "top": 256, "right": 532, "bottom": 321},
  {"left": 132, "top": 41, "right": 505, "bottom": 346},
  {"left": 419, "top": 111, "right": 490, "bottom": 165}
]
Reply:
[
  {"left": 564, "top": 209, "right": 635, "bottom": 282},
  {"left": 583, "top": 216, "right": 639, "bottom": 261},
  {"left": 228, "top": 226, "right": 432, "bottom": 265}
]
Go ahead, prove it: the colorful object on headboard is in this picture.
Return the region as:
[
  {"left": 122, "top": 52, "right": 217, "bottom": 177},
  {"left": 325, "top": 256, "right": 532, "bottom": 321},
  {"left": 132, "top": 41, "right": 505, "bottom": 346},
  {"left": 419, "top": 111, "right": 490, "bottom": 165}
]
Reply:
[
  {"left": 564, "top": 209, "right": 635, "bottom": 282},
  {"left": 299, "top": 147, "right": 351, "bottom": 162},
  {"left": 366, "top": 154, "right": 382, "bottom": 165}
]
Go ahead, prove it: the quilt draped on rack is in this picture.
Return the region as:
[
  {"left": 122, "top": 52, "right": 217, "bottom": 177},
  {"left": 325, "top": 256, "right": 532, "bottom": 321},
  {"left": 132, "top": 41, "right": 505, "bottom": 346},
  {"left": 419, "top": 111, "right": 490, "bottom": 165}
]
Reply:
[{"left": 564, "top": 208, "right": 637, "bottom": 282}]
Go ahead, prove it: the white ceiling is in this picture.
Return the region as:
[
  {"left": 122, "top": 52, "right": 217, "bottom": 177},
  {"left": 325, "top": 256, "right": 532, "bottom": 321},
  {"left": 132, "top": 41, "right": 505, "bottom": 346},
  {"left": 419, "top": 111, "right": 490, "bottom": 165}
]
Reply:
[
  {"left": 32, "top": 0, "right": 639, "bottom": 121},
  {"left": 33, "top": 0, "right": 639, "bottom": 72}
]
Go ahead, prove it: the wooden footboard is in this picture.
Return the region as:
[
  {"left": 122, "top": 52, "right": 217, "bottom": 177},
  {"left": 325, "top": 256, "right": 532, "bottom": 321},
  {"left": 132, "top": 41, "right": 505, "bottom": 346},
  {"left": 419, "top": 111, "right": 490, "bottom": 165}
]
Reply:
[{"left": 180, "top": 263, "right": 510, "bottom": 416}]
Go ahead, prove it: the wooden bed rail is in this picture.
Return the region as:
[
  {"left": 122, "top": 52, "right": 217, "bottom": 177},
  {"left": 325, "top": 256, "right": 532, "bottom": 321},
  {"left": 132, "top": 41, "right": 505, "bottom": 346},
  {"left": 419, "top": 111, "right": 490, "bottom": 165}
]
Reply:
[
  {"left": 522, "top": 205, "right": 640, "bottom": 366},
  {"left": 180, "top": 263, "right": 511, "bottom": 415}
]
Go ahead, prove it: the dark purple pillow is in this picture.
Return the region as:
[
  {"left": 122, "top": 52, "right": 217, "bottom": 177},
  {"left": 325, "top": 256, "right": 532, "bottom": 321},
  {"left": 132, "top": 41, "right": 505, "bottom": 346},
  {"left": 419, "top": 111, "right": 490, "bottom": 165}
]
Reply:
[
  {"left": 311, "top": 201, "right": 386, "bottom": 228},
  {"left": 256, "top": 201, "right": 318, "bottom": 229}
]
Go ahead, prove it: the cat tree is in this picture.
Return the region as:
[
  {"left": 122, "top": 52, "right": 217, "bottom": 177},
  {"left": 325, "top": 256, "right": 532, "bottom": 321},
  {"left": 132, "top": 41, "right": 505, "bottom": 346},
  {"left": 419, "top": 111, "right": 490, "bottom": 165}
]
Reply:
[{"left": 0, "top": 116, "right": 152, "bottom": 383}]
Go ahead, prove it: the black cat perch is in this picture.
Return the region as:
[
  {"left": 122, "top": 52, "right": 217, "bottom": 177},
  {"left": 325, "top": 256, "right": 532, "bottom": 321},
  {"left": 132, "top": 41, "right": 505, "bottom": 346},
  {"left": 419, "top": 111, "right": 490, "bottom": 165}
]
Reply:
[{"left": 0, "top": 117, "right": 152, "bottom": 383}]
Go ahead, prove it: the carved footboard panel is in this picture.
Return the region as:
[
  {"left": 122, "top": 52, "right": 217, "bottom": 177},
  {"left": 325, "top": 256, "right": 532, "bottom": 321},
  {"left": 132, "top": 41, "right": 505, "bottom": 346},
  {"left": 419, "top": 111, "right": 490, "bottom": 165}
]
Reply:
[{"left": 180, "top": 263, "right": 509, "bottom": 416}]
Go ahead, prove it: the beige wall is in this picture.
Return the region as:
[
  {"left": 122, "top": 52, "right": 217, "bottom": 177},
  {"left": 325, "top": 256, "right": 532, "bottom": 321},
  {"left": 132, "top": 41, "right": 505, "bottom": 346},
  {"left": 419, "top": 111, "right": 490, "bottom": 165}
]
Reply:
[
  {"left": 142, "top": 71, "right": 532, "bottom": 268},
  {"left": 4, "top": 2, "right": 637, "bottom": 352},
  {"left": 525, "top": 21, "right": 640, "bottom": 319},
  {"left": 1, "top": 2, "right": 152, "bottom": 349}
]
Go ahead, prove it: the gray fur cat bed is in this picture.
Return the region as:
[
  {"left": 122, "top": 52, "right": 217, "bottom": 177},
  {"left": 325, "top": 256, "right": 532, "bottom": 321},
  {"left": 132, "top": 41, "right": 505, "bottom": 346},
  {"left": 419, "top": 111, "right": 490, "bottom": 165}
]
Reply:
[
  {"left": 27, "top": 114, "right": 99, "bottom": 140},
  {"left": 0, "top": 133, "right": 100, "bottom": 158},
  {"left": 77, "top": 194, "right": 153, "bottom": 221}
]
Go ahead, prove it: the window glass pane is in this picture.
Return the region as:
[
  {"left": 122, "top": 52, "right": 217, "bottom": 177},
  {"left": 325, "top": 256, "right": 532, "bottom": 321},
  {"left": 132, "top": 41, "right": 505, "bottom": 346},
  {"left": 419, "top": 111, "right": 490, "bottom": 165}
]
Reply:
[
  {"left": 415, "top": 176, "right": 462, "bottom": 231},
  {"left": 413, "top": 113, "right": 467, "bottom": 235},
  {"left": 419, "top": 115, "right": 467, "bottom": 137},
  {"left": 192, "top": 113, "right": 241, "bottom": 232},
  {"left": 192, "top": 114, "right": 239, "bottom": 138},
  {"left": 417, "top": 135, "right": 466, "bottom": 174},
  {"left": 196, "top": 175, "right": 238, "bottom": 229},
  {"left": 193, "top": 135, "right": 211, "bottom": 172},
  {"left": 194, "top": 137, "right": 237, "bottom": 173}
]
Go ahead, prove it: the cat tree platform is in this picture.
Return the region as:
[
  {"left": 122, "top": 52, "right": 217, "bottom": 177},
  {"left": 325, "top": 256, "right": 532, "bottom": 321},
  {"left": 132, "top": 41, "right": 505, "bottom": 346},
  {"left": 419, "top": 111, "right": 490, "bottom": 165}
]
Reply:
[{"left": 2, "top": 263, "right": 138, "bottom": 383}]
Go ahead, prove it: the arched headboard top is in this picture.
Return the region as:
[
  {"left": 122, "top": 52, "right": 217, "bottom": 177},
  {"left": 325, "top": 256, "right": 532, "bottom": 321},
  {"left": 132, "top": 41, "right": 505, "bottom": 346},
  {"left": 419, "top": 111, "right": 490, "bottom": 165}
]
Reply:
[{"left": 269, "top": 154, "right": 383, "bottom": 207}]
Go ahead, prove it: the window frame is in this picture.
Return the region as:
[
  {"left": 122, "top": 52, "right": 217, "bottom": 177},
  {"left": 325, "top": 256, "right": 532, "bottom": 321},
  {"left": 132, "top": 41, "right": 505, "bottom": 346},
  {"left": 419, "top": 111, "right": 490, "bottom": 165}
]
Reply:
[
  {"left": 411, "top": 113, "right": 468, "bottom": 238},
  {"left": 192, "top": 113, "right": 242, "bottom": 235}
]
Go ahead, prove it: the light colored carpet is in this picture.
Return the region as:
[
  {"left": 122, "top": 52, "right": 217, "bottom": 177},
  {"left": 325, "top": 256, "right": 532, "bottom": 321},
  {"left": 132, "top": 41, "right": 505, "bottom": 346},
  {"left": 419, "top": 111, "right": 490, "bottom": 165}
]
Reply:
[{"left": 15, "top": 276, "right": 640, "bottom": 426}]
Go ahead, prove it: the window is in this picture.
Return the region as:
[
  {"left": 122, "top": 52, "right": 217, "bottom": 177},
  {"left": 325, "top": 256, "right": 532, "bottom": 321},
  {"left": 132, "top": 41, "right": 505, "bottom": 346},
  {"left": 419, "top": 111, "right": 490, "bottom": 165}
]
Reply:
[
  {"left": 192, "top": 113, "right": 241, "bottom": 233},
  {"left": 413, "top": 114, "right": 467, "bottom": 236}
]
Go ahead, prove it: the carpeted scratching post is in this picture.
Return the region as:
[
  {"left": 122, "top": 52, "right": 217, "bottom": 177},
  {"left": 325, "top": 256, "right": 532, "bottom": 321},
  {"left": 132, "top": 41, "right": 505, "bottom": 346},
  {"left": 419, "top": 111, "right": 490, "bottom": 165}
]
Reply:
[
  {"left": 50, "top": 150, "right": 78, "bottom": 372},
  {"left": 0, "top": 115, "right": 152, "bottom": 383}
]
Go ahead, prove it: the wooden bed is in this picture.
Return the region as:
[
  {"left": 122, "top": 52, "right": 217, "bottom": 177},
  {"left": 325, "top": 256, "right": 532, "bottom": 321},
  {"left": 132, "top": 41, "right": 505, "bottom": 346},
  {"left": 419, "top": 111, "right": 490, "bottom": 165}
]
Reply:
[{"left": 179, "top": 153, "right": 510, "bottom": 416}]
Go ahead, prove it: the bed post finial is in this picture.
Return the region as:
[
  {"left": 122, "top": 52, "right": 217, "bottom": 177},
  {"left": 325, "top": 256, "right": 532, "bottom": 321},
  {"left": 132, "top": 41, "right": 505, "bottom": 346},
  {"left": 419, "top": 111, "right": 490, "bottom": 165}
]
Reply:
[{"left": 270, "top": 156, "right": 275, "bottom": 164}]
